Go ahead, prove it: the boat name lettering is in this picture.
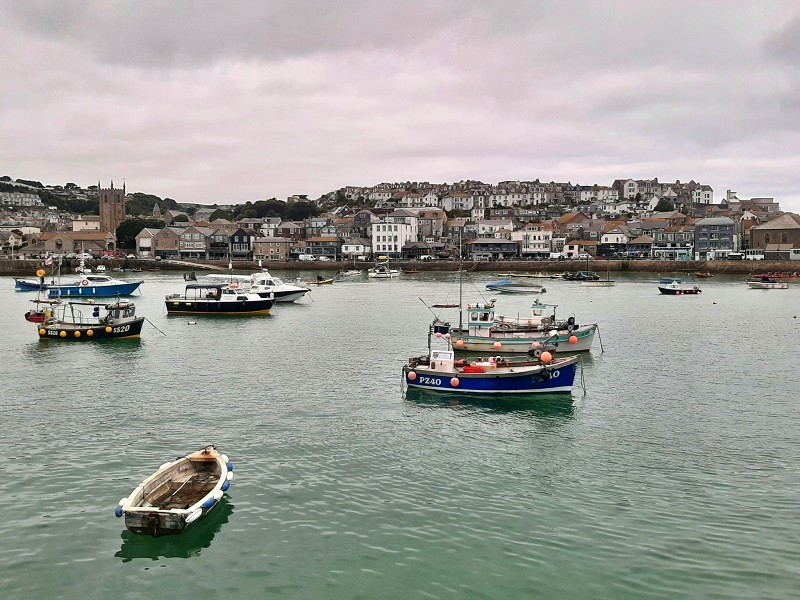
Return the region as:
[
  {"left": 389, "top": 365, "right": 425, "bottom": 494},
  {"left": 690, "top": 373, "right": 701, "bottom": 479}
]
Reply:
[
  {"left": 112, "top": 325, "right": 131, "bottom": 334},
  {"left": 419, "top": 376, "right": 442, "bottom": 385}
]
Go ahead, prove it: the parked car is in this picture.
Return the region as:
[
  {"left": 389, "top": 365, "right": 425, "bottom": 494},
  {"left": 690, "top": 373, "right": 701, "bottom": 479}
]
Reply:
[
  {"left": 298, "top": 254, "right": 316, "bottom": 262},
  {"left": 577, "top": 253, "right": 591, "bottom": 260},
  {"left": 126, "top": 254, "right": 136, "bottom": 259},
  {"left": 317, "top": 256, "right": 332, "bottom": 262}
]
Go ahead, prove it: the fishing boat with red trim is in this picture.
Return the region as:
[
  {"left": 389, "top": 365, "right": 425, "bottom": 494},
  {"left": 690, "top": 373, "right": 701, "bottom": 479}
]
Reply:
[{"left": 403, "top": 321, "right": 580, "bottom": 395}]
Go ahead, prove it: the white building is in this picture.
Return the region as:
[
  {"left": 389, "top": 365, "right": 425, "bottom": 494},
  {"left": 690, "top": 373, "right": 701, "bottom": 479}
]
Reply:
[
  {"left": 371, "top": 211, "right": 418, "bottom": 258},
  {"left": 511, "top": 224, "right": 553, "bottom": 256}
]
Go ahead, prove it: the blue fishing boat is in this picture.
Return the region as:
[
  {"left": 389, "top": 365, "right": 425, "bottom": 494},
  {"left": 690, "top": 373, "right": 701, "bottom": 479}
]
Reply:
[
  {"left": 45, "top": 274, "right": 143, "bottom": 298},
  {"left": 403, "top": 322, "right": 579, "bottom": 395}
]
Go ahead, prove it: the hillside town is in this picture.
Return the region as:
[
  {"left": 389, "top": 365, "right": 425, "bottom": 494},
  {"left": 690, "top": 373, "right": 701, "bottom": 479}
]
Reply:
[{"left": 2, "top": 177, "right": 799, "bottom": 262}]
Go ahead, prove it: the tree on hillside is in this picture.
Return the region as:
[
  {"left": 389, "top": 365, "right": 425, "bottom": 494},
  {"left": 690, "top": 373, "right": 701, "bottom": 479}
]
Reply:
[
  {"left": 286, "top": 201, "right": 320, "bottom": 221},
  {"left": 126, "top": 192, "right": 164, "bottom": 216},
  {"left": 116, "top": 218, "right": 165, "bottom": 249},
  {"left": 654, "top": 198, "right": 675, "bottom": 212},
  {"left": 209, "top": 209, "right": 232, "bottom": 221},
  {"left": 172, "top": 214, "right": 189, "bottom": 223},
  {"left": 16, "top": 179, "right": 43, "bottom": 188}
]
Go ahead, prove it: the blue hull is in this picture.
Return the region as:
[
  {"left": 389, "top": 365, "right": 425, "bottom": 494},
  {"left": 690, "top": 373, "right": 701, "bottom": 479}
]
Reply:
[
  {"left": 47, "top": 282, "right": 143, "bottom": 298},
  {"left": 403, "top": 362, "right": 577, "bottom": 394}
]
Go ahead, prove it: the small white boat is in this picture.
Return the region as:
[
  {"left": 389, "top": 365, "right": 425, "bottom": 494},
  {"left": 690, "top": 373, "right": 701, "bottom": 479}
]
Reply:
[
  {"left": 115, "top": 445, "right": 233, "bottom": 536},
  {"left": 747, "top": 279, "right": 789, "bottom": 289},
  {"left": 368, "top": 265, "right": 400, "bottom": 278}
]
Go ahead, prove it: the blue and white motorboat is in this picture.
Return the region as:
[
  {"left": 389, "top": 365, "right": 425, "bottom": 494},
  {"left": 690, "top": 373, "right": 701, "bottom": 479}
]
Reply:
[
  {"left": 403, "top": 324, "right": 579, "bottom": 395},
  {"left": 45, "top": 274, "right": 143, "bottom": 298},
  {"left": 658, "top": 276, "right": 682, "bottom": 284},
  {"left": 485, "top": 280, "right": 546, "bottom": 294}
]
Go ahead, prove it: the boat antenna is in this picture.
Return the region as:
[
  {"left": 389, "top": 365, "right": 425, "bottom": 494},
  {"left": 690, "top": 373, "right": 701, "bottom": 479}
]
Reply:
[
  {"left": 418, "top": 296, "right": 439, "bottom": 319},
  {"left": 458, "top": 229, "right": 464, "bottom": 329}
]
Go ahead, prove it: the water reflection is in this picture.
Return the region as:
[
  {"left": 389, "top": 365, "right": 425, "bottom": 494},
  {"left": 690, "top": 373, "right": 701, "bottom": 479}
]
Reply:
[
  {"left": 404, "top": 387, "right": 575, "bottom": 418},
  {"left": 24, "top": 337, "right": 142, "bottom": 358},
  {"left": 115, "top": 499, "right": 233, "bottom": 562}
]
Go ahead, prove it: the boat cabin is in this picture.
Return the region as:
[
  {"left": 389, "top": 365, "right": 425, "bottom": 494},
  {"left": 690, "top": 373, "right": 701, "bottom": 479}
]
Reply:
[
  {"left": 106, "top": 301, "right": 136, "bottom": 321},
  {"left": 429, "top": 350, "right": 455, "bottom": 373},
  {"left": 465, "top": 302, "right": 496, "bottom": 335},
  {"left": 179, "top": 284, "right": 248, "bottom": 300}
]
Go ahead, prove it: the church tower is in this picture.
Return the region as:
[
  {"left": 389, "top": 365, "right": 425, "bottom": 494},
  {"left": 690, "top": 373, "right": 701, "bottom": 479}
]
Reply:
[{"left": 99, "top": 180, "right": 127, "bottom": 235}]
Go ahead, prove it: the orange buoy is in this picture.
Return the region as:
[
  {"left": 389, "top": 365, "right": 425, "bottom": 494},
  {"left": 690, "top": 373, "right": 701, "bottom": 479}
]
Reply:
[
  {"left": 569, "top": 335, "right": 578, "bottom": 344},
  {"left": 541, "top": 351, "right": 553, "bottom": 364}
]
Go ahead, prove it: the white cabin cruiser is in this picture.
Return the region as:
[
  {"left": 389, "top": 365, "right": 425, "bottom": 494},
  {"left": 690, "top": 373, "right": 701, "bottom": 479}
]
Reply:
[{"left": 249, "top": 271, "right": 310, "bottom": 302}]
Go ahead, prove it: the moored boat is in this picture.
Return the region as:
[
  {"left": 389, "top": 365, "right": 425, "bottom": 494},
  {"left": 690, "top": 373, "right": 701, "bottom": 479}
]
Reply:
[
  {"left": 658, "top": 281, "right": 702, "bottom": 295},
  {"left": 31, "top": 299, "right": 145, "bottom": 340},
  {"left": 752, "top": 272, "right": 800, "bottom": 280},
  {"left": 403, "top": 324, "right": 579, "bottom": 395},
  {"left": 115, "top": 445, "right": 233, "bottom": 536},
  {"left": 45, "top": 274, "right": 143, "bottom": 298},
  {"left": 747, "top": 278, "right": 789, "bottom": 289},
  {"left": 563, "top": 271, "right": 600, "bottom": 281},
  {"left": 658, "top": 276, "right": 682, "bottom": 284},
  {"left": 306, "top": 276, "right": 334, "bottom": 285},
  {"left": 694, "top": 272, "right": 713, "bottom": 278},
  {"left": 368, "top": 265, "right": 400, "bottom": 278},
  {"left": 165, "top": 284, "right": 273, "bottom": 315},
  {"left": 485, "top": 280, "right": 546, "bottom": 294},
  {"left": 449, "top": 300, "right": 597, "bottom": 353},
  {"left": 207, "top": 272, "right": 311, "bottom": 302}
]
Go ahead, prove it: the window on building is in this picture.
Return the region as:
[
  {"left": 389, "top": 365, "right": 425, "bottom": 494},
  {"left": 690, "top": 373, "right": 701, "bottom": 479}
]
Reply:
[
  {"left": 782, "top": 233, "right": 788, "bottom": 244},
  {"left": 765, "top": 234, "right": 771, "bottom": 244}
]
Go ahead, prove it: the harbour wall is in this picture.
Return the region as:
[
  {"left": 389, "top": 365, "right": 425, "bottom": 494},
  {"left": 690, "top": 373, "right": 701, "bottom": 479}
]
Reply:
[{"left": 1, "top": 258, "right": 797, "bottom": 277}]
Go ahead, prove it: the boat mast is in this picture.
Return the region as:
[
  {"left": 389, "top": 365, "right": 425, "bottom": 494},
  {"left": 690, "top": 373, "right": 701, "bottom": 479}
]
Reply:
[{"left": 458, "top": 230, "right": 463, "bottom": 329}]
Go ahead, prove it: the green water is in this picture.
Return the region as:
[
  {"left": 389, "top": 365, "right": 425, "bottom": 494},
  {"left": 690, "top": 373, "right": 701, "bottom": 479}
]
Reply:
[{"left": 2, "top": 271, "right": 799, "bottom": 599}]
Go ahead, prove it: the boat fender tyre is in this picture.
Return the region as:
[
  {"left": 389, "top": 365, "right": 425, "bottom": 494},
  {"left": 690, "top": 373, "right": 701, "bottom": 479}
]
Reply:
[
  {"left": 541, "top": 370, "right": 551, "bottom": 381},
  {"left": 552, "top": 370, "right": 560, "bottom": 379},
  {"left": 527, "top": 348, "right": 537, "bottom": 357},
  {"left": 186, "top": 508, "right": 203, "bottom": 524},
  {"left": 567, "top": 316, "right": 575, "bottom": 325},
  {"left": 532, "top": 348, "right": 543, "bottom": 358},
  {"left": 81, "top": 279, "right": 89, "bottom": 286}
]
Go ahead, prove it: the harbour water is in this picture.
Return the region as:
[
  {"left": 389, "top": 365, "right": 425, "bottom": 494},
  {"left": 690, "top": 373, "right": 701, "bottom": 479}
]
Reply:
[{"left": 2, "top": 271, "right": 799, "bottom": 598}]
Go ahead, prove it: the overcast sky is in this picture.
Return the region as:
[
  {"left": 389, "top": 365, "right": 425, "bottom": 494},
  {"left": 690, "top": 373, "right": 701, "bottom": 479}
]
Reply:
[{"left": 1, "top": 1, "right": 799, "bottom": 211}]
